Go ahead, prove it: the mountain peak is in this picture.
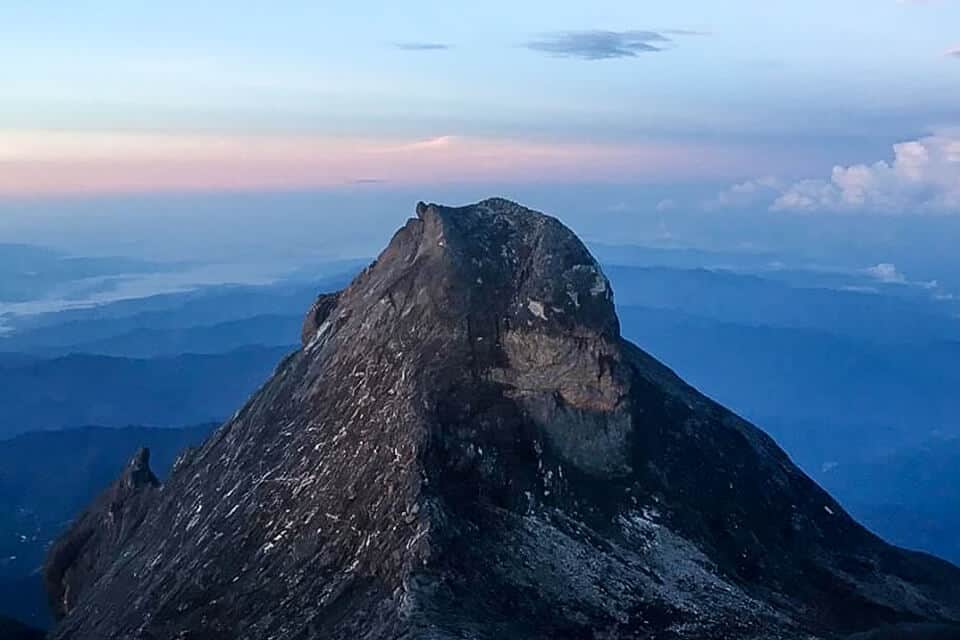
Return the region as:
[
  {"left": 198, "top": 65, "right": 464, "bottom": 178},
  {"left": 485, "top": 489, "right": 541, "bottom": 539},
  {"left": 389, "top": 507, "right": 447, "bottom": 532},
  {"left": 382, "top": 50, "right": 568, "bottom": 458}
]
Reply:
[
  {"left": 122, "top": 447, "right": 160, "bottom": 490},
  {"left": 45, "top": 447, "right": 160, "bottom": 621},
  {"left": 47, "top": 200, "right": 960, "bottom": 640},
  {"left": 369, "top": 197, "right": 617, "bottom": 336}
]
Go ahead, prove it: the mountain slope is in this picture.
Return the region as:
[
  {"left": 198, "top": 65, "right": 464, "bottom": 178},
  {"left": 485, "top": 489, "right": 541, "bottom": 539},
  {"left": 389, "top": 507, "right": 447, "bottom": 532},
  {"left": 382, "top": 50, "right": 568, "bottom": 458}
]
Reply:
[{"left": 47, "top": 200, "right": 960, "bottom": 640}]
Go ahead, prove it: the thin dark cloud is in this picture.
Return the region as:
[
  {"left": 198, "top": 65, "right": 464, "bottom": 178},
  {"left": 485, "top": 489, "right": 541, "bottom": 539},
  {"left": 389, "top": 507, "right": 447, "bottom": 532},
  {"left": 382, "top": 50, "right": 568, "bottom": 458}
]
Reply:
[
  {"left": 524, "top": 30, "right": 703, "bottom": 60},
  {"left": 348, "top": 178, "right": 389, "bottom": 185},
  {"left": 393, "top": 42, "right": 452, "bottom": 51}
]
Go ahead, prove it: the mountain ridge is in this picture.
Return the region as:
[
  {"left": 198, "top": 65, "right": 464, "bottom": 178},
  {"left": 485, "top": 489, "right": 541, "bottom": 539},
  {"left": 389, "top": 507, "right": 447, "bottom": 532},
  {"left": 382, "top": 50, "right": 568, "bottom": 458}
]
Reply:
[
  {"left": 0, "top": 346, "right": 288, "bottom": 437},
  {"left": 46, "top": 199, "right": 960, "bottom": 639}
]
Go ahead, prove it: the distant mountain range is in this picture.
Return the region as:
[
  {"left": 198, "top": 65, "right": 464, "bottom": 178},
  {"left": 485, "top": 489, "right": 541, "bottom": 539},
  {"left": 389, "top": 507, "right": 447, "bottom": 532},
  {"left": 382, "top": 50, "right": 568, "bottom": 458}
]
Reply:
[
  {"left": 0, "top": 347, "right": 289, "bottom": 438},
  {"left": 606, "top": 265, "right": 960, "bottom": 344},
  {"left": 0, "top": 243, "right": 174, "bottom": 304},
  {"left": 820, "top": 437, "right": 960, "bottom": 566},
  {"left": 617, "top": 305, "right": 960, "bottom": 457},
  {"left": 2, "top": 236, "right": 958, "bottom": 633},
  {"left": 1, "top": 275, "right": 352, "bottom": 348},
  {"left": 16, "top": 314, "right": 303, "bottom": 359}
]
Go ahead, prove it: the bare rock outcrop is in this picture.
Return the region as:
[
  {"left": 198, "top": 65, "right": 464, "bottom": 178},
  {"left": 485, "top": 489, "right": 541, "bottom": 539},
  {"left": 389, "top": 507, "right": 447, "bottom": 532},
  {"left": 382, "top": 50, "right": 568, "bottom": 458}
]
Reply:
[
  {"left": 45, "top": 448, "right": 159, "bottom": 620},
  {"left": 47, "top": 199, "right": 960, "bottom": 640}
]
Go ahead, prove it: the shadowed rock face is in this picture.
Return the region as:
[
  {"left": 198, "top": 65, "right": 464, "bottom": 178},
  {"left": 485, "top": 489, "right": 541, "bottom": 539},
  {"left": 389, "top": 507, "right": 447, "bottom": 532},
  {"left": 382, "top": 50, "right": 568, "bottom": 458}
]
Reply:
[{"left": 47, "top": 199, "right": 960, "bottom": 639}]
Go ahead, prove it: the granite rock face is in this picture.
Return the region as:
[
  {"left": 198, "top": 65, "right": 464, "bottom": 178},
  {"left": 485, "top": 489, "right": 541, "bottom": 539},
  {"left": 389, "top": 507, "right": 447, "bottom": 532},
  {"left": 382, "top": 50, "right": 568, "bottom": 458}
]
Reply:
[{"left": 47, "top": 199, "right": 960, "bottom": 639}]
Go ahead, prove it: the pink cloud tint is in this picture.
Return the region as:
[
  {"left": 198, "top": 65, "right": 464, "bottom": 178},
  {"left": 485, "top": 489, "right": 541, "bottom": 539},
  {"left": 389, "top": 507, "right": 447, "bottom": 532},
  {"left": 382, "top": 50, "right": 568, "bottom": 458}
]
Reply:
[{"left": 0, "top": 131, "right": 795, "bottom": 196}]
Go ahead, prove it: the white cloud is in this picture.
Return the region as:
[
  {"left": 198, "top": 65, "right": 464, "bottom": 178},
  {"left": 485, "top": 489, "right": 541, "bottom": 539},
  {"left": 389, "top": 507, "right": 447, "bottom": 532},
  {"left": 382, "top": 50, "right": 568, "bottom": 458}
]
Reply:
[
  {"left": 862, "top": 263, "right": 943, "bottom": 297},
  {"left": 713, "top": 132, "right": 960, "bottom": 214},
  {"left": 775, "top": 132, "right": 960, "bottom": 213},
  {"left": 655, "top": 198, "right": 677, "bottom": 212},
  {"left": 706, "top": 177, "right": 785, "bottom": 210},
  {"left": 864, "top": 263, "right": 907, "bottom": 284}
]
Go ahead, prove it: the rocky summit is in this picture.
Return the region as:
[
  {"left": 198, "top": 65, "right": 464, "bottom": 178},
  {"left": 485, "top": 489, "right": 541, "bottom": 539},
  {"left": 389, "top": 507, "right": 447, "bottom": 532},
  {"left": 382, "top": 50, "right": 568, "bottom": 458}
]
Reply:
[{"left": 46, "top": 199, "right": 960, "bottom": 639}]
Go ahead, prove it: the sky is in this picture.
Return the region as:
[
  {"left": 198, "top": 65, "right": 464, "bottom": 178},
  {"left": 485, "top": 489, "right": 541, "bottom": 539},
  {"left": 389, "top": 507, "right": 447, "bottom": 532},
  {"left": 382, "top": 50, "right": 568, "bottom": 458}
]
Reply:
[
  {"left": 2, "top": 0, "right": 958, "bottom": 204},
  {"left": 1, "top": 0, "right": 959, "bottom": 283}
]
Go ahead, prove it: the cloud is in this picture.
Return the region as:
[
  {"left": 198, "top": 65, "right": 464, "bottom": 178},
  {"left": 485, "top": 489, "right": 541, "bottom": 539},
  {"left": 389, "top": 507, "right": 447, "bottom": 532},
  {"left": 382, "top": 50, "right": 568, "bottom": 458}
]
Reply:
[
  {"left": 524, "top": 30, "right": 700, "bottom": 60},
  {"left": 393, "top": 42, "right": 452, "bottom": 51},
  {"left": 946, "top": 46, "right": 960, "bottom": 58},
  {"left": 707, "top": 177, "right": 785, "bottom": 210},
  {"left": 0, "top": 130, "right": 779, "bottom": 196},
  {"left": 712, "top": 132, "right": 960, "bottom": 214},
  {"left": 864, "top": 263, "right": 907, "bottom": 284},
  {"left": 862, "top": 263, "right": 943, "bottom": 297}
]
